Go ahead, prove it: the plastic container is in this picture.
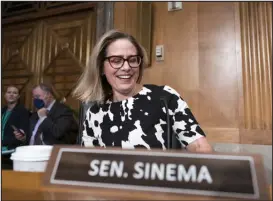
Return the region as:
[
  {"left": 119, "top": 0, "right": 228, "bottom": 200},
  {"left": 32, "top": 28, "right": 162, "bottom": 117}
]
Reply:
[{"left": 10, "top": 145, "right": 53, "bottom": 172}]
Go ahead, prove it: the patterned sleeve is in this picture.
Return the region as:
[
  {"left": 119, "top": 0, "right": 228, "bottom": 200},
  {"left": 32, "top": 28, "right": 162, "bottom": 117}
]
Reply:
[{"left": 163, "top": 86, "right": 206, "bottom": 148}]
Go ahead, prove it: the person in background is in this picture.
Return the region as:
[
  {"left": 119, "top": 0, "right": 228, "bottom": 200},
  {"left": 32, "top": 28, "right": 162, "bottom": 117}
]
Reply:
[
  {"left": 29, "top": 83, "right": 78, "bottom": 145},
  {"left": 73, "top": 30, "right": 212, "bottom": 153},
  {"left": 2, "top": 85, "right": 30, "bottom": 150}
]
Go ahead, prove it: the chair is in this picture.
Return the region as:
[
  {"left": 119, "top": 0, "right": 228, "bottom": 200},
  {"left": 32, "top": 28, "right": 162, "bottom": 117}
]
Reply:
[{"left": 77, "top": 101, "right": 94, "bottom": 145}]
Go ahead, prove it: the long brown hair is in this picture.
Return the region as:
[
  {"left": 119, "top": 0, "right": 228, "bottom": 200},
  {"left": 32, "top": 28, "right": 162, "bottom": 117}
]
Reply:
[{"left": 72, "top": 30, "right": 148, "bottom": 104}]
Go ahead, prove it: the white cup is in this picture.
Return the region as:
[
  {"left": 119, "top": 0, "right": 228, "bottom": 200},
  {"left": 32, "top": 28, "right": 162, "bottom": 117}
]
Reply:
[{"left": 10, "top": 145, "right": 53, "bottom": 172}]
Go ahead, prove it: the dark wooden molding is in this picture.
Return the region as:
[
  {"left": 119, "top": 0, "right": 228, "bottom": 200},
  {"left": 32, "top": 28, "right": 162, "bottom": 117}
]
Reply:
[
  {"left": 2, "top": 1, "right": 114, "bottom": 43},
  {"left": 96, "top": 2, "right": 114, "bottom": 40},
  {"left": 136, "top": 2, "right": 152, "bottom": 65},
  {"left": 2, "top": 2, "right": 96, "bottom": 25}
]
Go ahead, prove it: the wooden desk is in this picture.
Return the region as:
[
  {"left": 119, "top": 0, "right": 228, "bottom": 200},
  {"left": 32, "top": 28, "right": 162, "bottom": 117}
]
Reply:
[{"left": 2, "top": 170, "right": 271, "bottom": 200}]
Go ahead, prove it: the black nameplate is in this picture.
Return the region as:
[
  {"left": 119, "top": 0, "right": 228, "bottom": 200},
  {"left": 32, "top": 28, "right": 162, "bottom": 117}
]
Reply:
[{"left": 44, "top": 147, "right": 265, "bottom": 200}]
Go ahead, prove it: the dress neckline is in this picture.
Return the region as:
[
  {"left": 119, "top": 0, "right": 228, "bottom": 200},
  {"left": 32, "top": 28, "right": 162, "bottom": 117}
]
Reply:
[{"left": 106, "top": 85, "right": 145, "bottom": 104}]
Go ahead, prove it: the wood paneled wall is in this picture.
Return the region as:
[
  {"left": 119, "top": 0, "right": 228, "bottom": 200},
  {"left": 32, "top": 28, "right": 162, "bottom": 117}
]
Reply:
[
  {"left": 114, "top": 2, "right": 272, "bottom": 145},
  {"left": 239, "top": 2, "right": 272, "bottom": 130},
  {"left": 2, "top": 9, "right": 96, "bottom": 114}
]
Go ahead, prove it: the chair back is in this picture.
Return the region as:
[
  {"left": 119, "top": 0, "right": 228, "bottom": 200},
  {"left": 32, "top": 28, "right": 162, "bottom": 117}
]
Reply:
[{"left": 77, "top": 101, "right": 94, "bottom": 145}]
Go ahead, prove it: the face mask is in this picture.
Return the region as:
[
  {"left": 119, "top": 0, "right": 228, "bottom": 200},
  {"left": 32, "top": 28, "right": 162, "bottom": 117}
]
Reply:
[{"left": 33, "top": 98, "right": 45, "bottom": 109}]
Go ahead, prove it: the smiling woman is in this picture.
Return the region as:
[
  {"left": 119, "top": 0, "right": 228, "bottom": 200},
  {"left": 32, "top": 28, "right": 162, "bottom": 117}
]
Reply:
[
  {"left": 73, "top": 30, "right": 147, "bottom": 104},
  {"left": 73, "top": 30, "right": 212, "bottom": 153}
]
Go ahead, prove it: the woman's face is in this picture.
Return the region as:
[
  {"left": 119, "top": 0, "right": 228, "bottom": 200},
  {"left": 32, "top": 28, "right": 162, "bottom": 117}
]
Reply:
[
  {"left": 5, "top": 86, "right": 20, "bottom": 104},
  {"left": 103, "top": 39, "right": 140, "bottom": 97}
]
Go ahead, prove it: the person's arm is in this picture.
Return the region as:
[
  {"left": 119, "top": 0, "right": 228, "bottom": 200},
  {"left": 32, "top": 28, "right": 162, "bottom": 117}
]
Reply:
[
  {"left": 164, "top": 86, "right": 213, "bottom": 153},
  {"left": 38, "top": 106, "right": 76, "bottom": 143},
  {"left": 13, "top": 107, "right": 30, "bottom": 145},
  {"left": 19, "top": 107, "right": 30, "bottom": 144}
]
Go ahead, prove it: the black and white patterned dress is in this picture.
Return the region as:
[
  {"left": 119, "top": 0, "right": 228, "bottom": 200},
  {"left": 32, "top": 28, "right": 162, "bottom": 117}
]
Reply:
[{"left": 82, "top": 84, "right": 206, "bottom": 150}]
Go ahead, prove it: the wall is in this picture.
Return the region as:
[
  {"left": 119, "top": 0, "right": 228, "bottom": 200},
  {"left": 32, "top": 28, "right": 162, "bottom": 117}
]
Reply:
[
  {"left": 114, "top": 2, "right": 272, "bottom": 145},
  {"left": 2, "top": 8, "right": 96, "bottom": 113},
  {"left": 239, "top": 2, "right": 272, "bottom": 143}
]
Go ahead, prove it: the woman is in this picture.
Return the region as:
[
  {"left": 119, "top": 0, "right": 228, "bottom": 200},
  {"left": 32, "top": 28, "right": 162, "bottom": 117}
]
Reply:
[
  {"left": 73, "top": 30, "right": 212, "bottom": 153},
  {"left": 2, "top": 85, "right": 30, "bottom": 150}
]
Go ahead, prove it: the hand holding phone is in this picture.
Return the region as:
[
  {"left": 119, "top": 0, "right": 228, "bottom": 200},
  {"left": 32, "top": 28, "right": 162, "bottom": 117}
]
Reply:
[
  {"left": 12, "top": 125, "right": 26, "bottom": 141},
  {"left": 11, "top": 125, "right": 20, "bottom": 132}
]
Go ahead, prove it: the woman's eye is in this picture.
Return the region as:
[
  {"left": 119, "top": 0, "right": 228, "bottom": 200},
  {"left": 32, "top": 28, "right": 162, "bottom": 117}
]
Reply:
[
  {"left": 110, "top": 57, "right": 123, "bottom": 63},
  {"left": 129, "top": 58, "right": 137, "bottom": 63}
]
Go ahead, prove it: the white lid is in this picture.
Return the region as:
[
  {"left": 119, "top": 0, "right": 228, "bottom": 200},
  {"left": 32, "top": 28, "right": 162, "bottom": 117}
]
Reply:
[
  {"left": 11, "top": 145, "right": 53, "bottom": 161},
  {"left": 10, "top": 155, "right": 49, "bottom": 161},
  {"left": 15, "top": 145, "right": 53, "bottom": 153}
]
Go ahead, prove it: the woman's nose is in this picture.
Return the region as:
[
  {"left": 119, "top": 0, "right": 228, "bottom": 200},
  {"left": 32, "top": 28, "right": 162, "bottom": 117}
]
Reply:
[{"left": 121, "top": 61, "right": 131, "bottom": 70}]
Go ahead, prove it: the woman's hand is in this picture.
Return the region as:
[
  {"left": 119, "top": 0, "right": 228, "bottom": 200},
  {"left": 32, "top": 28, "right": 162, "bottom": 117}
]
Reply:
[
  {"left": 13, "top": 129, "right": 26, "bottom": 142},
  {"left": 186, "top": 137, "right": 213, "bottom": 153}
]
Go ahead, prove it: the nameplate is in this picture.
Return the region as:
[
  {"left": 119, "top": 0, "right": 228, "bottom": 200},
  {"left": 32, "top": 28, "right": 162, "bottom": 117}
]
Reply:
[{"left": 43, "top": 146, "right": 268, "bottom": 200}]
